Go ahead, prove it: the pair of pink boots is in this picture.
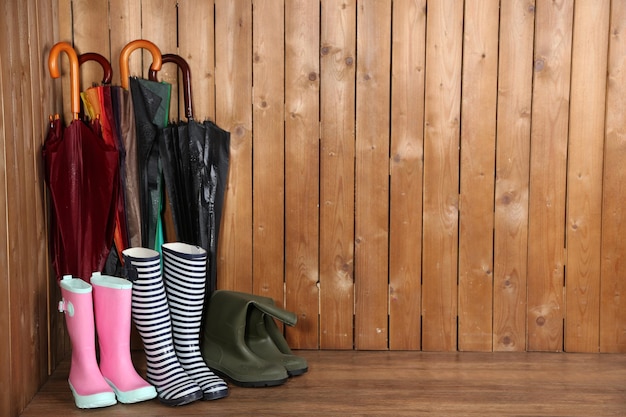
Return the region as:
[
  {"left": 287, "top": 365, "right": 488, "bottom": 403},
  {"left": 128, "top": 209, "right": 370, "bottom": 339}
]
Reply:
[{"left": 58, "top": 272, "right": 157, "bottom": 409}]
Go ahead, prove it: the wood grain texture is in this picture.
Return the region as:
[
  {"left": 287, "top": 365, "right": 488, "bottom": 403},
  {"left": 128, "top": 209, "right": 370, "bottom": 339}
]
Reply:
[
  {"left": 600, "top": 0, "right": 626, "bottom": 353},
  {"left": 527, "top": 0, "right": 573, "bottom": 352},
  {"left": 457, "top": 0, "right": 499, "bottom": 352},
  {"left": 319, "top": 0, "right": 356, "bottom": 350},
  {"left": 71, "top": 0, "right": 110, "bottom": 89},
  {"left": 5, "top": 9, "right": 626, "bottom": 417},
  {"left": 388, "top": 0, "right": 425, "bottom": 351},
  {"left": 421, "top": 0, "right": 463, "bottom": 352},
  {"left": 8, "top": 2, "right": 42, "bottom": 414},
  {"left": 108, "top": 0, "right": 142, "bottom": 86},
  {"left": 354, "top": 0, "right": 391, "bottom": 350},
  {"left": 21, "top": 350, "right": 626, "bottom": 417},
  {"left": 284, "top": 0, "right": 321, "bottom": 349},
  {"left": 214, "top": 0, "right": 253, "bottom": 293},
  {"left": 178, "top": 0, "right": 216, "bottom": 122},
  {"left": 0, "top": 10, "right": 13, "bottom": 417},
  {"left": 252, "top": 0, "right": 285, "bottom": 306},
  {"left": 493, "top": 0, "right": 534, "bottom": 352},
  {"left": 0, "top": 2, "right": 57, "bottom": 415},
  {"left": 27, "top": 0, "right": 52, "bottom": 391},
  {"left": 565, "top": 0, "right": 610, "bottom": 353}
]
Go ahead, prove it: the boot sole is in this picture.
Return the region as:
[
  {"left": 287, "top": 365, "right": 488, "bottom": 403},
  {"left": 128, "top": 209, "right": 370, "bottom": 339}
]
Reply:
[
  {"left": 287, "top": 366, "right": 308, "bottom": 377},
  {"left": 158, "top": 389, "right": 203, "bottom": 406},
  {"left": 211, "top": 367, "right": 288, "bottom": 388},
  {"left": 203, "top": 388, "right": 230, "bottom": 400}
]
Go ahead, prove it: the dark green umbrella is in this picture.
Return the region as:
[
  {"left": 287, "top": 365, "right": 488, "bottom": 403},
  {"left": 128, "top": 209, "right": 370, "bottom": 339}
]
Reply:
[{"left": 120, "top": 40, "right": 168, "bottom": 252}]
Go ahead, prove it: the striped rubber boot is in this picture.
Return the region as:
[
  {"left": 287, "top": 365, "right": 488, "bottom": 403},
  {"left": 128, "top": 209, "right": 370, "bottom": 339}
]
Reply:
[
  {"left": 162, "top": 242, "right": 229, "bottom": 400},
  {"left": 122, "top": 247, "right": 203, "bottom": 406}
]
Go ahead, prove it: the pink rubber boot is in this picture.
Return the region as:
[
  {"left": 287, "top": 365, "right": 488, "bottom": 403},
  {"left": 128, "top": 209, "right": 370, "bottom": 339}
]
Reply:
[
  {"left": 91, "top": 272, "right": 157, "bottom": 403},
  {"left": 58, "top": 275, "right": 116, "bottom": 409}
]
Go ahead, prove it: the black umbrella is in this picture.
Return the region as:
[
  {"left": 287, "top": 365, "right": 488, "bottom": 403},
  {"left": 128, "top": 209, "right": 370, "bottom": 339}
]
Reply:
[
  {"left": 149, "top": 54, "right": 230, "bottom": 294},
  {"left": 203, "top": 119, "right": 230, "bottom": 293},
  {"left": 149, "top": 54, "right": 195, "bottom": 244}
]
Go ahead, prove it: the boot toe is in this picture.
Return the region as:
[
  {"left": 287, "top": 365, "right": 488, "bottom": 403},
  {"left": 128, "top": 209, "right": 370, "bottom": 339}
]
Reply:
[{"left": 68, "top": 380, "right": 117, "bottom": 409}]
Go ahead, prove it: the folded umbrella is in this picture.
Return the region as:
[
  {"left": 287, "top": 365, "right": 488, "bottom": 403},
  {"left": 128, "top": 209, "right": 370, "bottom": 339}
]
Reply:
[
  {"left": 120, "top": 40, "right": 167, "bottom": 252},
  {"left": 44, "top": 42, "right": 119, "bottom": 283},
  {"left": 78, "top": 52, "right": 130, "bottom": 272},
  {"left": 149, "top": 54, "right": 196, "bottom": 244},
  {"left": 149, "top": 54, "right": 230, "bottom": 294}
]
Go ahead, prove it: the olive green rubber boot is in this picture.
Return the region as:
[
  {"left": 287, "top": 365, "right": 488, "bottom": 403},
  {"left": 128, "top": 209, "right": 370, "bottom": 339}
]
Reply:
[
  {"left": 242, "top": 294, "right": 308, "bottom": 376},
  {"left": 246, "top": 307, "right": 308, "bottom": 376},
  {"left": 200, "top": 290, "right": 289, "bottom": 387}
]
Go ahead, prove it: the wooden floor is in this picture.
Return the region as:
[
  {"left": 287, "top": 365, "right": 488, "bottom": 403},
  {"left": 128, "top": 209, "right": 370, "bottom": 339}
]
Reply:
[{"left": 20, "top": 350, "right": 626, "bottom": 416}]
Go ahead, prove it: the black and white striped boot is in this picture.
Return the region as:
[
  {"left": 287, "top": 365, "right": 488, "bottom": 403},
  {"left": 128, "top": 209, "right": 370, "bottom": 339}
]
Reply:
[
  {"left": 162, "top": 242, "right": 229, "bottom": 400},
  {"left": 122, "top": 247, "right": 203, "bottom": 406}
]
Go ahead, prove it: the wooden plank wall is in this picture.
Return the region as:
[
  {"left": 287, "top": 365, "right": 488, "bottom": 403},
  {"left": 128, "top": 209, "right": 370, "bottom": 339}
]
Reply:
[
  {"left": 9, "top": 3, "right": 626, "bottom": 417},
  {"left": 53, "top": 0, "right": 626, "bottom": 354},
  {"left": 4, "top": 7, "right": 626, "bottom": 414},
  {"left": 0, "top": 1, "right": 59, "bottom": 416},
  {"left": 53, "top": 0, "right": 626, "bottom": 352}
]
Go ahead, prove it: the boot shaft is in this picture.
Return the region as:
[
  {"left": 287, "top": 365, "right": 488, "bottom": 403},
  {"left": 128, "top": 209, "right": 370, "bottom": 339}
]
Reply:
[
  {"left": 91, "top": 272, "right": 133, "bottom": 355},
  {"left": 58, "top": 275, "right": 96, "bottom": 351},
  {"left": 162, "top": 242, "right": 207, "bottom": 330}
]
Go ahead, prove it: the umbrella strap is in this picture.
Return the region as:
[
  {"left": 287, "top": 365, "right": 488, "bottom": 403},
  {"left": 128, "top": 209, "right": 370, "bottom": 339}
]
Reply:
[{"left": 121, "top": 257, "right": 138, "bottom": 282}]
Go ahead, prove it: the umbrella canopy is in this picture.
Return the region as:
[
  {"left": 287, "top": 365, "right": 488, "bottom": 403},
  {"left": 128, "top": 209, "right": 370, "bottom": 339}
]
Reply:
[
  {"left": 149, "top": 54, "right": 230, "bottom": 294},
  {"left": 149, "top": 54, "right": 195, "bottom": 244},
  {"left": 203, "top": 120, "right": 230, "bottom": 293},
  {"left": 78, "top": 52, "right": 130, "bottom": 270},
  {"left": 44, "top": 42, "right": 119, "bottom": 283},
  {"left": 120, "top": 40, "right": 168, "bottom": 252}
]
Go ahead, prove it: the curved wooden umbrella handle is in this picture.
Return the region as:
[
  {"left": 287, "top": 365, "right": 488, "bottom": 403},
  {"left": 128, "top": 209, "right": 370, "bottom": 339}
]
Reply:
[
  {"left": 48, "top": 42, "right": 80, "bottom": 119},
  {"left": 78, "top": 52, "right": 113, "bottom": 84},
  {"left": 149, "top": 54, "right": 194, "bottom": 120},
  {"left": 119, "top": 39, "right": 163, "bottom": 89}
]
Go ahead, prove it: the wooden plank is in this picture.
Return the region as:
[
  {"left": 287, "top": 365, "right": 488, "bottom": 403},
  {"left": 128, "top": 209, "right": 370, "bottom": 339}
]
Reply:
[
  {"left": 178, "top": 0, "right": 215, "bottom": 122},
  {"left": 354, "top": 0, "right": 391, "bottom": 350},
  {"left": 284, "top": 0, "right": 320, "bottom": 349},
  {"left": 565, "top": 0, "right": 610, "bottom": 353},
  {"left": 493, "top": 0, "right": 534, "bottom": 352},
  {"left": 4, "top": 2, "right": 43, "bottom": 412},
  {"left": 388, "top": 0, "right": 425, "bottom": 351},
  {"left": 28, "top": 0, "right": 54, "bottom": 386},
  {"left": 21, "top": 0, "right": 50, "bottom": 406},
  {"left": 13, "top": 2, "right": 34, "bottom": 411},
  {"left": 527, "top": 0, "right": 574, "bottom": 352},
  {"left": 600, "top": 0, "right": 626, "bottom": 353},
  {"left": 22, "top": 350, "right": 626, "bottom": 417},
  {"left": 457, "top": 0, "right": 499, "bottom": 352},
  {"left": 214, "top": 0, "right": 253, "bottom": 293},
  {"left": 252, "top": 0, "right": 285, "bottom": 306},
  {"left": 421, "top": 0, "right": 463, "bottom": 351},
  {"left": 70, "top": 0, "right": 110, "bottom": 89},
  {"left": 0, "top": 12, "right": 11, "bottom": 417},
  {"left": 319, "top": 0, "right": 356, "bottom": 350},
  {"left": 108, "top": 0, "right": 142, "bottom": 86}
]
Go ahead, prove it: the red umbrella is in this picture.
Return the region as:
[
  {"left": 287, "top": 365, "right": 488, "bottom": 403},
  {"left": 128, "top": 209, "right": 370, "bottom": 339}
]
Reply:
[
  {"left": 78, "top": 52, "right": 130, "bottom": 270},
  {"left": 44, "top": 42, "right": 119, "bottom": 283}
]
